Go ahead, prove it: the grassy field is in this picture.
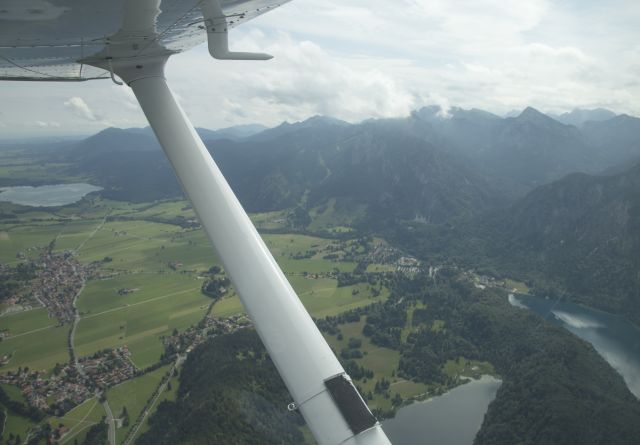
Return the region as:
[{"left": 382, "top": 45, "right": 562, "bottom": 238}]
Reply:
[
  {"left": 212, "top": 279, "right": 388, "bottom": 319},
  {"left": 124, "top": 366, "right": 179, "bottom": 444},
  {"left": 0, "top": 219, "right": 99, "bottom": 264},
  {"left": 324, "top": 319, "right": 428, "bottom": 412},
  {"left": 51, "top": 397, "right": 106, "bottom": 445},
  {"left": 0, "top": 191, "right": 397, "bottom": 441},
  {"left": 442, "top": 358, "right": 495, "bottom": 380},
  {"left": 75, "top": 274, "right": 208, "bottom": 368},
  {"left": 0, "top": 383, "right": 26, "bottom": 403},
  {"left": 502, "top": 278, "right": 530, "bottom": 293},
  {"left": 365, "top": 264, "right": 396, "bottom": 273},
  {"left": 263, "top": 233, "right": 358, "bottom": 274},
  {"left": 0, "top": 308, "right": 69, "bottom": 372},
  {"left": 106, "top": 364, "right": 172, "bottom": 444},
  {"left": 307, "top": 198, "right": 366, "bottom": 231},
  {"left": 1, "top": 404, "right": 38, "bottom": 443},
  {"left": 1, "top": 308, "right": 54, "bottom": 336},
  {"left": 249, "top": 209, "right": 288, "bottom": 230},
  {"left": 0, "top": 148, "right": 83, "bottom": 186}
]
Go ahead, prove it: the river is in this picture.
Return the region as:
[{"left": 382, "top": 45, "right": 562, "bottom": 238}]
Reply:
[
  {"left": 382, "top": 375, "right": 501, "bottom": 445},
  {"left": 509, "top": 293, "right": 640, "bottom": 399},
  {"left": 0, "top": 183, "right": 102, "bottom": 207}
]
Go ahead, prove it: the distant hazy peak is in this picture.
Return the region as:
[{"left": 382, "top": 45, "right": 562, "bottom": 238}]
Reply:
[
  {"left": 299, "top": 115, "right": 350, "bottom": 127},
  {"left": 270, "top": 115, "right": 349, "bottom": 131},
  {"left": 514, "top": 107, "right": 558, "bottom": 125},
  {"left": 197, "top": 123, "right": 270, "bottom": 141},
  {"left": 94, "top": 126, "right": 148, "bottom": 135},
  {"left": 219, "top": 123, "right": 268, "bottom": 135},
  {"left": 553, "top": 108, "right": 617, "bottom": 127},
  {"left": 517, "top": 106, "right": 545, "bottom": 118},
  {"left": 412, "top": 105, "right": 500, "bottom": 122}
]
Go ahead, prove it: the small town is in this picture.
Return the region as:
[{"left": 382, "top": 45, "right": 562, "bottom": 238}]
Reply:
[
  {"left": 1, "top": 312, "right": 250, "bottom": 417},
  {"left": 30, "top": 249, "right": 90, "bottom": 324},
  {"left": 162, "top": 313, "right": 251, "bottom": 357},
  {"left": 0, "top": 346, "right": 136, "bottom": 414}
]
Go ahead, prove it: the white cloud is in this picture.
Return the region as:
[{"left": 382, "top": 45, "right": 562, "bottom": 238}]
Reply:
[
  {"left": 0, "top": 0, "right": 639, "bottom": 137},
  {"left": 166, "top": 35, "right": 415, "bottom": 127},
  {"left": 34, "top": 121, "right": 61, "bottom": 128},
  {"left": 64, "top": 97, "right": 97, "bottom": 121}
]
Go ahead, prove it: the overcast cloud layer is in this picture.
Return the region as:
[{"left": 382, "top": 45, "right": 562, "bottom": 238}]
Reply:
[{"left": 0, "top": 0, "right": 639, "bottom": 137}]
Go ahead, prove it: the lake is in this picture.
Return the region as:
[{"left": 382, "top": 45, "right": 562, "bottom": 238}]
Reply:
[
  {"left": 382, "top": 375, "right": 501, "bottom": 445},
  {"left": 509, "top": 293, "right": 640, "bottom": 399},
  {"left": 0, "top": 183, "right": 102, "bottom": 207}
]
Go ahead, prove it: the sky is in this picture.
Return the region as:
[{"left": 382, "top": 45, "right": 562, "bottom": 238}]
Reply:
[{"left": 0, "top": 0, "right": 639, "bottom": 138}]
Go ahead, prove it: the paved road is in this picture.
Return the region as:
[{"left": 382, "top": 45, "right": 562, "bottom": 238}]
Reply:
[
  {"left": 74, "top": 213, "right": 108, "bottom": 254},
  {"left": 58, "top": 398, "right": 101, "bottom": 445},
  {"left": 2, "top": 323, "right": 56, "bottom": 340},
  {"left": 69, "top": 264, "right": 86, "bottom": 377},
  {"left": 102, "top": 398, "right": 116, "bottom": 445},
  {"left": 123, "top": 356, "right": 184, "bottom": 445}
]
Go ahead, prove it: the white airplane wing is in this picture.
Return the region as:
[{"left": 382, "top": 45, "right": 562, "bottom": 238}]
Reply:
[
  {"left": 0, "top": 2, "right": 393, "bottom": 444},
  {"left": 0, "top": 0, "right": 287, "bottom": 80}
]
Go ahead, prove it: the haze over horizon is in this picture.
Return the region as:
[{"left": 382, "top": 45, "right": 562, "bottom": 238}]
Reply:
[
  {"left": 1, "top": 105, "right": 637, "bottom": 143},
  {"left": 0, "top": 0, "right": 639, "bottom": 137}
]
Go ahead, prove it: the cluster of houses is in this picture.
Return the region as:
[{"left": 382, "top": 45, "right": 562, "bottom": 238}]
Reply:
[
  {"left": 396, "top": 256, "right": 422, "bottom": 276},
  {"left": 31, "top": 250, "right": 88, "bottom": 324},
  {"left": 365, "top": 244, "right": 402, "bottom": 265},
  {"left": 0, "top": 347, "right": 136, "bottom": 413},
  {"left": 303, "top": 271, "right": 337, "bottom": 280},
  {"left": 81, "top": 346, "right": 137, "bottom": 389},
  {"left": 162, "top": 314, "right": 251, "bottom": 356},
  {"left": 0, "top": 365, "right": 91, "bottom": 413}
]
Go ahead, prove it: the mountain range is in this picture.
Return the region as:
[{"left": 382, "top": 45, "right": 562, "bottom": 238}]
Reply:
[
  {"left": 486, "top": 161, "right": 640, "bottom": 323},
  {"left": 52, "top": 106, "right": 640, "bottom": 322},
  {"left": 62, "top": 106, "right": 640, "bottom": 218}
]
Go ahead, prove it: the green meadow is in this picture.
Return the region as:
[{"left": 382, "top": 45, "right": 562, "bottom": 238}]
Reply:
[
  {"left": 213, "top": 278, "right": 388, "bottom": 319},
  {"left": 75, "top": 275, "right": 208, "bottom": 368},
  {"left": 0, "top": 193, "right": 396, "bottom": 443},
  {"left": 106, "top": 364, "right": 173, "bottom": 444},
  {"left": 325, "top": 319, "right": 428, "bottom": 412},
  {"left": 1, "top": 405, "right": 38, "bottom": 442},
  {"left": 51, "top": 397, "right": 106, "bottom": 445},
  {"left": 0, "top": 308, "right": 69, "bottom": 372}
]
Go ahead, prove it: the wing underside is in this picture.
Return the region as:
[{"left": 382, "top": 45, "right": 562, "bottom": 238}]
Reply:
[{"left": 0, "top": 0, "right": 288, "bottom": 81}]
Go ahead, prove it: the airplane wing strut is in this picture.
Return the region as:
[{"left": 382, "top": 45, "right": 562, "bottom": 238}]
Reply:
[
  {"left": 109, "top": 54, "right": 392, "bottom": 445},
  {"left": 0, "top": 1, "right": 394, "bottom": 443}
]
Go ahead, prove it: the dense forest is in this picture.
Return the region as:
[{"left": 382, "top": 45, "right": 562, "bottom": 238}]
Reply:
[
  {"left": 136, "top": 329, "right": 306, "bottom": 445},
  {"left": 139, "top": 271, "right": 640, "bottom": 445},
  {"left": 385, "top": 161, "right": 640, "bottom": 327},
  {"left": 81, "top": 421, "right": 108, "bottom": 445},
  {"left": 379, "top": 273, "right": 640, "bottom": 444}
]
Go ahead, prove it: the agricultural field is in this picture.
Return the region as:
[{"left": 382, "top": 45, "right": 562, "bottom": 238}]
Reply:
[
  {"left": 213, "top": 279, "right": 387, "bottom": 319},
  {"left": 0, "top": 189, "right": 402, "bottom": 444},
  {"left": 49, "top": 397, "right": 106, "bottom": 445},
  {"left": 106, "top": 364, "right": 173, "bottom": 444},
  {"left": 0, "top": 147, "right": 83, "bottom": 187},
  {"left": 1, "top": 407, "right": 38, "bottom": 443},
  {"left": 74, "top": 275, "right": 209, "bottom": 368},
  {"left": 0, "top": 308, "right": 69, "bottom": 372}
]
